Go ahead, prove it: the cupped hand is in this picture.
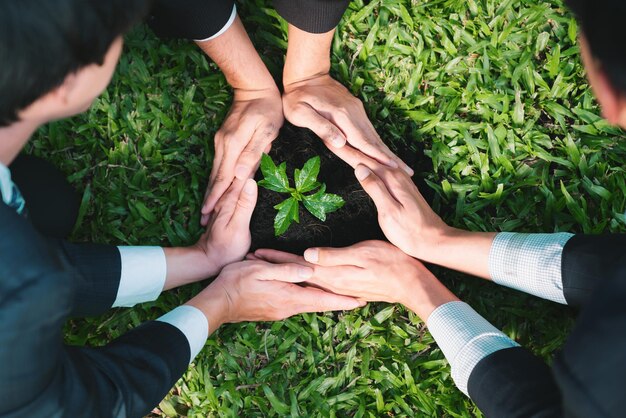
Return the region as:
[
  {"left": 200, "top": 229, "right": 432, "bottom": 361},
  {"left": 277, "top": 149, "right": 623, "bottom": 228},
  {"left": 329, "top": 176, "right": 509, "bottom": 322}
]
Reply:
[
  {"left": 353, "top": 163, "right": 450, "bottom": 260},
  {"left": 194, "top": 177, "right": 258, "bottom": 277},
  {"left": 188, "top": 259, "right": 364, "bottom": 328},
  {"left": 282, "top": 74, "right": 412, "bottom": 175},
  {"left": 252, "top": 241, "right": 456, "bottom": 319},
  {"left": 201, "top": 87, "right": 283, "bottom": 224}
]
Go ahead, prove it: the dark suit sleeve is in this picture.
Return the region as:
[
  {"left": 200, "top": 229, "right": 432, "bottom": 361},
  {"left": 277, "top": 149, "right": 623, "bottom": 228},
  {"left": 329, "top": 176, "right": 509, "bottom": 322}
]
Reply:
[
  {"left": 467, "top": 348, "right": 562, "bottom": 418},
  {"left": 561, "top": 234, "right": 626, "bottom": 307},
  {"left": 149, "top": 0, "right": 235, "bottom": 40},
  {"left": 0, "top": 205, "right": 190, "bottom": 418},
  {"left": 274, "top": 0, "right": 350, "bottom": 33},
  {"left": 53, "top": 240, "right": 122, "bottom": 317},
  {"left": 467, "top": 238, "right": 626, "bottom": 418}
]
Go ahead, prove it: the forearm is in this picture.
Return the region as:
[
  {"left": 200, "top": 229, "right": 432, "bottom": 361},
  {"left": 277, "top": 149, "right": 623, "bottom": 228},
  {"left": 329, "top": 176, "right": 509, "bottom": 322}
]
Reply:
[
  {"left": 196, "top": 15, "right": 277, "bottom": 92},
  {"left": 283, "top": 24, "right": 333, "bottom": 86},
  {"left": 418, "top": 228, "right": 578, "bottom": 305},
  {"left": 419, "top": 227, "right": 496, "bottom": 281}
]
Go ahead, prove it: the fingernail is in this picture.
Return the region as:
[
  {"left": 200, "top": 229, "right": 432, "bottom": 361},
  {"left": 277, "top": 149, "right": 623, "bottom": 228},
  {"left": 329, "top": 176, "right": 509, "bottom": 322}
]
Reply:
[
  {"left": 235, "top": 164, "right": 248, "bottom": 179},
  {"left": 404, "top": 164, "right": 414, "bottom": 176},
  {"left": 355, "top": 165, "right": 371, "bottom": 181},
  {"left": 243, "top": 179, "right": 256, "bottom": 195},
  {"left": 304, "top": 248, "right": 319, "bottom": 263},
  {"left": 331, "top": 136, "right": 345, "bottom": 148},
  {"left": 298, "top": 266, "right": 314, "bottom": 279}
]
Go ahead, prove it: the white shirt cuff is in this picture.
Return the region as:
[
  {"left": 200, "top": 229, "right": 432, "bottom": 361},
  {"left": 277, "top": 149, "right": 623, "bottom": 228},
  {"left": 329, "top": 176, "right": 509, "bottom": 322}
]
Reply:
[
  {"left": 0, "top": 162, "right": 13, "bottom": 205},
  {"left": 112, "top": 246, "right": 167, "bottom": 307},
  {"left": 157, "top": 305, "right": 209, "bottom": 363},
  {"left": 489, "top": 232, "right": 574, "bottom": 304},
  {"left": 194, "top": 4, "right": 237, "bottom": 42},
  {"left": 427, "top": 301, "right": 519, "bottom": 396}
]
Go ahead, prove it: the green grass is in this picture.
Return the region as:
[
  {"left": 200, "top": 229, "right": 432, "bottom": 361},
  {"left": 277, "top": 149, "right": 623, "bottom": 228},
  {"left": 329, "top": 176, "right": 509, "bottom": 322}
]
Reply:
[{"left": 28, "top": 0, "right": 626, "bottom": 416}]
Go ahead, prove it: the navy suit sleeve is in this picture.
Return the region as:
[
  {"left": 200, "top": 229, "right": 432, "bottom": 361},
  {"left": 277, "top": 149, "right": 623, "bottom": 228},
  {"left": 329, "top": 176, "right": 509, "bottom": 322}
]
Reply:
[{"left": 0, "top": 205, "right": 190, "bottom": 417}]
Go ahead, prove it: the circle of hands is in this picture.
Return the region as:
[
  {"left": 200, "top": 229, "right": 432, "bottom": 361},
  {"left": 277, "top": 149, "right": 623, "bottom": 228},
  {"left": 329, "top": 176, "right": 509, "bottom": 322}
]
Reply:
[{"left": 191, "top": 73, "right": 451, "bottom": 328}]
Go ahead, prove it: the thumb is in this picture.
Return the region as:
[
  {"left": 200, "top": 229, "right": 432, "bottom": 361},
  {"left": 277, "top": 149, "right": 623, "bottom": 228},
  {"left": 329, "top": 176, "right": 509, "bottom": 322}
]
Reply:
[{"left": 229, "top": 178, "right": 258, "bottom": 227}]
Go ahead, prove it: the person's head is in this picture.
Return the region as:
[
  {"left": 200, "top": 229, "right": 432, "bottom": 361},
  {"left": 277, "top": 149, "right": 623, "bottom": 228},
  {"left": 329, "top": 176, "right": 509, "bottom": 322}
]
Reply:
[
  {"left": 250, "top": 123, "right": 430, "bottom": 254},
  {"left": 565, "top": 0, "right": 626, "bottom": 127},
  {"left": 0, "top": 0, "right": 150, "bottom": 127}
]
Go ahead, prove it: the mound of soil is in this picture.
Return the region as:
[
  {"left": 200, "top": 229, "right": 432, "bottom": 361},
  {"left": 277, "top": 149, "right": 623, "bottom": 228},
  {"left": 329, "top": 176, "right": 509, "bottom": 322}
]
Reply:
[{"left": 250, "top": 123, "right": 431, "bottom": 254}]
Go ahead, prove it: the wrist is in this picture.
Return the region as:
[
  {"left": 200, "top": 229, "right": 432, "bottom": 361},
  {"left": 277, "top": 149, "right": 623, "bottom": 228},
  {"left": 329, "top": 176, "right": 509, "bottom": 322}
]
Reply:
[
  {"left": 416, "top": 225, "right": 463, "bottom": 262},
  {"left": 283, "top": 24, "right": 333, "bottom": 88},
  {"left": 233, "top": 85, "right": 280, "bottom": 101},
  {"left": 401, "top": 271, "right": 459, "bottom": 321},
  {"left": 163, "top": 246, "right": 219, "bottom": 290},
  {"left": 185, "top": 283, "right": 230, "bottom": 335}
]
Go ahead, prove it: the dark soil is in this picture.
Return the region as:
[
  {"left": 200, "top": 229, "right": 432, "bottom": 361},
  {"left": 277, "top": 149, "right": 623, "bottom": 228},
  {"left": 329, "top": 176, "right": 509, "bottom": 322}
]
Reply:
[{"left": 250, "top": 123, "right": 432, "bottom": 254}]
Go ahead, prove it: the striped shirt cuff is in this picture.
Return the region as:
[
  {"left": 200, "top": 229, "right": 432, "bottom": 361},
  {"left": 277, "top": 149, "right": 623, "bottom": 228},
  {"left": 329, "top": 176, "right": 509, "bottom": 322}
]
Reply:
[
  {"left": 157, "top": 305, "right": 209, "bottom": 364},
  {"left": 489, "top": 232, "right": 574, "bottom": 304},
  {"left": 194, "top": 4, "right": 237, "bottom": 42},
  {"left": 427, "top": 301, "right": 519, "bottom": 396},
  {"left": 112, "top": 246, "right": 167, "bottom": 307}
]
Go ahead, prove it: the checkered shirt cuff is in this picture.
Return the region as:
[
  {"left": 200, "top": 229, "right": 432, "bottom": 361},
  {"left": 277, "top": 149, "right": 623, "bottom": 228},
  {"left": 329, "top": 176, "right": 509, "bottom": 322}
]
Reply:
[
  {"left": 489, "top": 232, "right": 574, "bottom": 304},
  {"left": 427, "top": 301, "right": 519, "bottom": 396}
]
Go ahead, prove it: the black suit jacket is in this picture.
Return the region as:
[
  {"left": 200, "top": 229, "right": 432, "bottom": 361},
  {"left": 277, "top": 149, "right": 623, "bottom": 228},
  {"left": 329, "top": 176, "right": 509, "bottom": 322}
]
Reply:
[
  {"left": 0, "top": 202, "right": 190, "bottom": 418},
  {"left": 467, "top": 234, "right": 626, "bottom": 418}
]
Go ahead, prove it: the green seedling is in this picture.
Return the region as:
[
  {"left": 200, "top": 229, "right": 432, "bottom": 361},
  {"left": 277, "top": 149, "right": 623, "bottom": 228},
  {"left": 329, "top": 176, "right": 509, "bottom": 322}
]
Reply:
[{"left": 258, "top": 154, "right": 345, "bottom": 236}]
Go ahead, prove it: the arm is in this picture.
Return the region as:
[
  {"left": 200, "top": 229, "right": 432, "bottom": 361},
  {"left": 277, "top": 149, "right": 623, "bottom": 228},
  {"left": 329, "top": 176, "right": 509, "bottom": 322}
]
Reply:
[
  {"left": 253, "top": 241, "right": 563, "bottom": 417},
  {"left": 281, "top": 24, "right": 413, "bottom": 175},
  {"left": 0, "top": 195, "right": 362, "bottom": 417},
  {"left": 59, "top": 178, "right": 259, "bottom": 318},
  {"left": 195, "top": 14, "right": 283, "bottom": 221},
  {"left": 149, "top": 1, "right": 283, "bottom": 221},
  {"left": 351, "top": 162, "right": 608, "bottom": 307}
]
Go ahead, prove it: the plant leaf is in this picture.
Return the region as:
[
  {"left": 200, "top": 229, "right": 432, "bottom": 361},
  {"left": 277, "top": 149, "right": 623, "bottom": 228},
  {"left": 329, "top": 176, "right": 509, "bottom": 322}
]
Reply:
[
  {"left": 295, "top": 156, "right": 321, "bottom": 193},
  {"left": 258, "top": 154, "right": 291, "bottom": 193},
  {"left": 302, "top": 184, "right": 345, "bottom": 221},
  {"left": 273, "top": 196, "right": 299, "bottom": 235}
]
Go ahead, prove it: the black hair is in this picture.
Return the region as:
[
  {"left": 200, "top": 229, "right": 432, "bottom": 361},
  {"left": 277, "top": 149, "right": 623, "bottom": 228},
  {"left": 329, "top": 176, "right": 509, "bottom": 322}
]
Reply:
[
  {"left": 565, "top": 0, "right": 626, "bottom": 95},
  {"left": 0, "top": 0, "right": 151, "bottom": 126},
  {"left": 250, "top": 123, "right": 432, "bottom": 254}
]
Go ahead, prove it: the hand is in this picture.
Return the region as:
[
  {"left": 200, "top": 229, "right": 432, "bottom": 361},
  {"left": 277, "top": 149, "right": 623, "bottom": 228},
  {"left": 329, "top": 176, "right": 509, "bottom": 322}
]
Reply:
[
  {"left": 195, "top": 177, "right": 258, "bottom": 276},
  {"left": 252, "top": 241, "right": 458, "bottom": 320},
  {"left": 353, "top": 163, "right": 496, "bottom": 279},
  {"left": 201, "top": 87, "right": 283, "bottom": 223},
  {"left": 282, "top": 74, "right": 413, "bottom": 175},
  {"left": 186, "top": 259, "right": 364, "bottom": 330}
]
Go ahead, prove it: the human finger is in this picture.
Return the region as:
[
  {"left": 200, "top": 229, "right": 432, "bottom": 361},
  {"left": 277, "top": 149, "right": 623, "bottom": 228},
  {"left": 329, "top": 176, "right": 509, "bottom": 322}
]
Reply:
[
  {"left": 354, "top": 164, "right": 402, "bottom": 210},
  {"left": 247, "top": 261, "right": 314, "bottom": 283},
  {"left": 229, "top": 178, "right": 258, "bottom": 228},
  {"left": 203, "top": 123, "right": 256, "bottom": 214},
  {"left": 289, "top": 286, "right": 365, "bottom": 312},
  {"left": 254, "top": 249, "right": 309, "bottom": 265},
  {"left": 303, "top": 245, "right": 368, "bottom": 267},
  {"left": 234, "top": 123, "right": 279, "bottom": 180},
  {"left": 286, "top": 102, "right": 347, "bottom": 149}
]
